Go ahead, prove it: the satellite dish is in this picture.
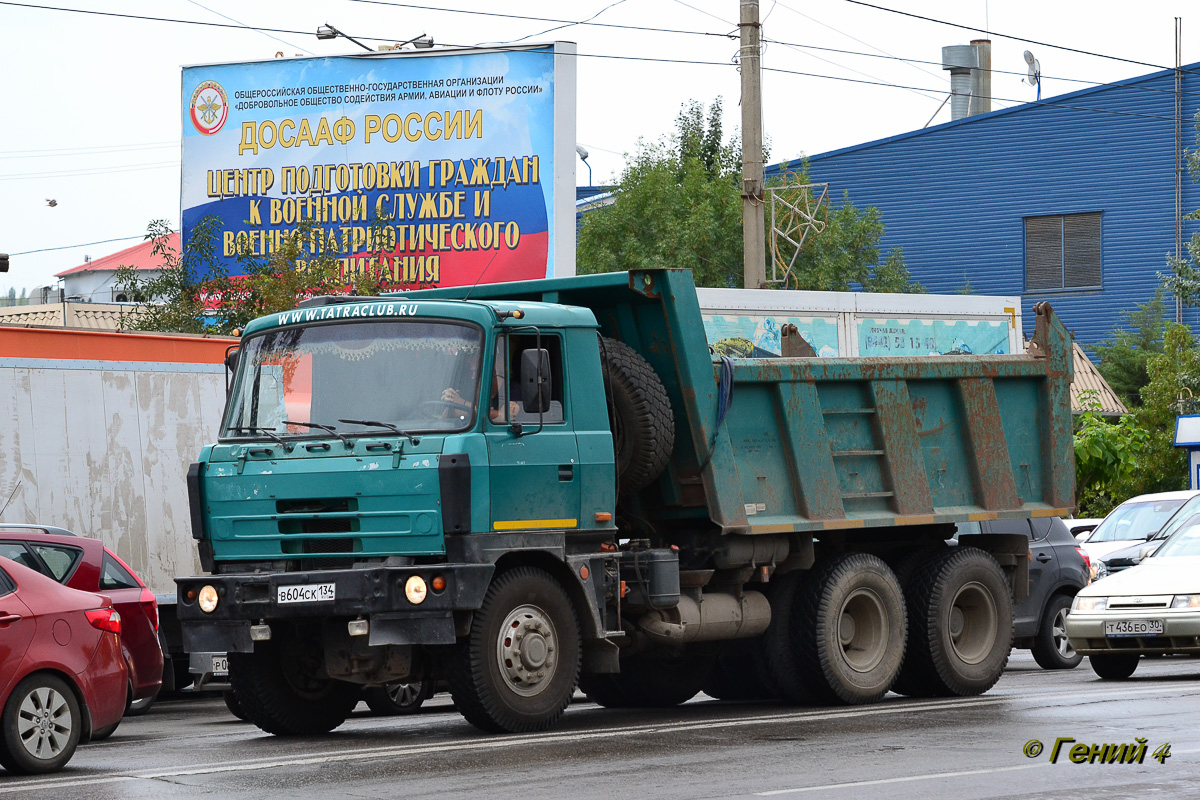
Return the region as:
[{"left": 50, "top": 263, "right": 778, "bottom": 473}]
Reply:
[{"left": 1023, "top": 50, "right": 1042, "bottom": 99}]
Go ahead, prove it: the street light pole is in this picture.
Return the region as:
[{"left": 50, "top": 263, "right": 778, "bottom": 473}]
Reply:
[{"left": 740, "top": 0, "right": 766, "bottom": 290}]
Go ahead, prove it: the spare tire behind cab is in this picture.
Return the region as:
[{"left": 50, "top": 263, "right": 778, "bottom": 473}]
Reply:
[{"left": 600, "top": 337, "right": 675, "bottom": 494}]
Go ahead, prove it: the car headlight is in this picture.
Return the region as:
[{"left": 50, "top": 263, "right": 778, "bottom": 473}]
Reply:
[
  {"left": 1171, "top": 594, "right": 1200, "bottom": 609},
  {"left": 198, "top": 584, "right": 220, "bottom": 614},
  {"left": 1073, "top": 595, "right": 1108, "bottom": 612}
]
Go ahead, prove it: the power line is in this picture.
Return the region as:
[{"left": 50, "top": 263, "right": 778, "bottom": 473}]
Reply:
[
  {"left": 841, "top": 0, "right": 1200, "bottom": 79},
  {"left": 0, "top": 142, "right": 177, "bottom": 160},
  {"left": 11, "top": 234, "right": 150, "bottom": 257},
  {"left": 347, "top": 0, "right": 735, "bottom": 40},
  {"left": 760, "top": 37, "right": 1200, "bottom": 103},
  {"left": 0, "top": 161, "right": 178, "bottom": 181}
]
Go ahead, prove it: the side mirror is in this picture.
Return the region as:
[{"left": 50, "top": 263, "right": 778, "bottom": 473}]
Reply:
[
  {"left": 224, "top": 346, "right": 240, "bottom": 396},
  {"left": 519, "top": 348, "right": 552, "bottom": 413}
]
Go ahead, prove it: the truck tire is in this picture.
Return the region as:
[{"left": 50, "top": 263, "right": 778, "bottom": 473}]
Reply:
[
  {"left": 1030, "top": 593, "right": 1083, "bottom": 670},
  {"left": 229, "top": 638, "right": 359, "bottom": 736},
  {"left": 223, "top": 689, "right": 249, "bottom": 721},
  {"left": 704, "top": 648, "right": 776, "bottom": 701},
  {"left": 582, "top": 655, "right": 713, "bottom": 708},
  {"left": 791, "top": 554, "right": 907, "bottom": 705},
  {"left": 447, "top": 567, "right": 581, "bottom": 733},
  {"left": 1089, "top": 653, "right": 1139, "bottom": 680},
  {"left": 762, "top": 571, "right": 818, "bottom": 704},
  {"left": 600, "top": 337, "right": 675, "bottom": 494},
  {"left": 893, "top": 547, "right": 1012, "bottom": 698}
]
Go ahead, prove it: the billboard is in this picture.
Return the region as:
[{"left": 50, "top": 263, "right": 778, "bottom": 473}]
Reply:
[{"left": 181, "top": 43, "right": 576, "bottom": 288}]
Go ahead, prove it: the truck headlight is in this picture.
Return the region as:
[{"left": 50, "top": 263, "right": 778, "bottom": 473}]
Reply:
[
  {"left": 1072, "top": 595, "right": 1107, "bottom": 612},
  {"left": 405, "top": 576, "right": 428, "bottom": 605},
  {"left": 1171, "top": 594, "right": 1200, "bottom": 609},
  {"left": 198, "top": 584, "right": 220, "bottom": 613}
]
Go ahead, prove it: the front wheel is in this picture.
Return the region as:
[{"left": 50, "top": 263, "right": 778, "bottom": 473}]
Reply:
[
  {"left": 229, "top": 637, "right": 360, "bottom": 736},
  {"left": 1090, "top": 653, "right": 1139, "bottom": 680},
  {"left": 1030, "top": 594, "right": 1082, "bottom": 670},
  {"left": 447, "top": 567, "right": 580, "bottom": 733},
  {"left": 0, "top": 674, "right": 82, "bottom": 775}
]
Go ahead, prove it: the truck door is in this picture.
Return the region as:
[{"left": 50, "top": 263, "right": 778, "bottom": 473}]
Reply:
[{"left": 485, "top": 332, "right": 581, "bottom": 531}]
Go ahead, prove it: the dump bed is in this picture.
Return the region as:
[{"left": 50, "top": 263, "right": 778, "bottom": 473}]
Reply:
[{"left": 401, "top": 269, "right": 1074, "bottom": 535}]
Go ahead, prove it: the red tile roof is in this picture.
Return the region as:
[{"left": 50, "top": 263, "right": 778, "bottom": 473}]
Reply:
[{"left": 55, "top": 233, "right": 180, "bottom": 277}]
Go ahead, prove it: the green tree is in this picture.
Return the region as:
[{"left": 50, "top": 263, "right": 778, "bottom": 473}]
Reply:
[
  {"left": 116, "top": 217, "right": 395, "bottom": 336},
  {"left": 1091, "top": 291, "right": 1168, "bottom": 407},
  {"left": 1073, "top": 392, "right": 1150, "bottom": 517},
  {"left": 578, "top": 99, "right": 920, "bottom": 292},
  {"left": 1126, "top": 322, "right": 1200, "bottom": 496}
]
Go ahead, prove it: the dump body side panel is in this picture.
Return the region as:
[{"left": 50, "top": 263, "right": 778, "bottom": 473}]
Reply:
[{"left": 400, "top": 271, "right": 1075, "bottom": 533}]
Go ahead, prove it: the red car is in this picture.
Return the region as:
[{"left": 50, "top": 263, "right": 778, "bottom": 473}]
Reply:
[
  {"left": 0, "top": 557, "right": 127, "bottom": 774},
  {"left": 0, "top": 526, "right": 163, "bottom": 721}
]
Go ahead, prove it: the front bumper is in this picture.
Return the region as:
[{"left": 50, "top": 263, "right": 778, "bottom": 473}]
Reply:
[
  {"left": 176, "top": 562, "right": 494, "bottom": 653},
  {"left": 1065, "top": 610, "right": 1200, "bottom": 656}
]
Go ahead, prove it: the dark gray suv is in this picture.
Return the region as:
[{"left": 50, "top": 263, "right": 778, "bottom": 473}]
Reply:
[{"left": 956, "top": 517, "right": 1091, "bottom": 669}]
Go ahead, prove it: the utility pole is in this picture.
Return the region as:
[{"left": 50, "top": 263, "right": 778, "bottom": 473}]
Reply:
[{"left": 740, "top": 0, "right": 766, "bottom": 289}]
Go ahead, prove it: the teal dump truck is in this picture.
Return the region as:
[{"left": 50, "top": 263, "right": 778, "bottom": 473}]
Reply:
[{"left": 176, "top": 268, "right": 1074, "bottom": 735}]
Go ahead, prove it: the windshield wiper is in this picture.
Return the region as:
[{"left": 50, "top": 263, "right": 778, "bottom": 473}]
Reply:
[
  {"left": 228, "top": 425, "right": 294, "bottom": 452},
  {"left": 283, "top": 420, "right": 353, "bottom": 448},
  {"left": 338, "top": 419, "right": 420, "bottom": 445}
]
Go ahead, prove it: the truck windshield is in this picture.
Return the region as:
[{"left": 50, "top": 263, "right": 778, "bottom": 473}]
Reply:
[{"left": 222, "top": 319, "right": 483, "bottom": 439}]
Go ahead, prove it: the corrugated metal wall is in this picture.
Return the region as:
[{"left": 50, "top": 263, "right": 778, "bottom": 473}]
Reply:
[{"left": 768, "top": 64, "right": 1200, "bottom": 351}]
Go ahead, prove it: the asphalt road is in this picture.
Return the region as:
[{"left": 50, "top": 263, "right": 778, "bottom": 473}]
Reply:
[{"left": 4, "top": 652, "right": 1200, "bottom": 799}]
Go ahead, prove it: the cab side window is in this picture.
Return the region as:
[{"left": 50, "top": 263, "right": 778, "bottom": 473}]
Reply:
[{"left": 491, "top": 333, "right": 565, "bottom": 425}]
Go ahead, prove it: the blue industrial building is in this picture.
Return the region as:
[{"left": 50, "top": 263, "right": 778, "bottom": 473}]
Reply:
[{"left": 766, "top": 62, "right": 1200, "bottom": 350}]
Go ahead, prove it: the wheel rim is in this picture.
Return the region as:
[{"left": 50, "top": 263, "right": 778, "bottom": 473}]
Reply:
[
  {"left": 838, "top": 587, "right": 889, "bottom": 673},
  {"left": 386, "top": 682, "right": 422, "bottom": 707},
  {"left": 1052, "top": 606, "right": 1076, "bottom": 660},
  {"left": 496, "top": 603, "right": 559, "bottom": 697},
  {"left": 946, "top": 581, "right": 998, "bottom": 665},
  {"left": 17, "top": 686, "right": 73, "bottom": 761}
]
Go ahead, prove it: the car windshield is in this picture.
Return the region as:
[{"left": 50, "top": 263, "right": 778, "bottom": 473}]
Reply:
[
  {"left": 1153, "top": 519, "right": 1200, "bottom": 558},
  {"left": 1086, "top": 498, "right": 1188, "bottom": 543},
  {"left": 1150, "top": 495, "right": 1200, "bottom": 541},
  {"left": 222, "top": 319, "right": 484, "bottom": 438}
]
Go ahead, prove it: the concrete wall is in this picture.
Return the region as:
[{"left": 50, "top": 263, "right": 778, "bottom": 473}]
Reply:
[{"left": 0, "top": 359, "right": 226, "bottom": 593}]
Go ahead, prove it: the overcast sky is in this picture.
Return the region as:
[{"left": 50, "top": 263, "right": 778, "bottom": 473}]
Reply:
[{"left": 2, "top": 0, "right": 1198, "bottom": 295}]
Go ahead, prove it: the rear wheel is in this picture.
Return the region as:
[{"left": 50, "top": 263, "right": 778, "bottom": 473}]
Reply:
[
  {"left": 229, "top": 636, "right": 360, "bottom": 736},
  {"left": 0, "top": 674, "right": 81, "bottom": 775},
  {"left": 792, "top": 554, "right": 907, "bottom": 704},
  {"left": 1030, "top": 594, "right": 1082, "bottom": 670},
  {"left": 894, "top": 548, "right": 1012, "bottom": 697},
  {"left": 223, "top": 690, "right": 249, "bottom": 721},
  {"left": 447, "top": 567, "right": 580, "bottom": 733},
  {"left": 762, "top": 571, "right": 818, "bottom": 704},
  {"left": 1089, "top": 653, "right": 1139, "bottom": 680},
  {"left": 581, "top": 655, "right": 713, "bottom": 708}
]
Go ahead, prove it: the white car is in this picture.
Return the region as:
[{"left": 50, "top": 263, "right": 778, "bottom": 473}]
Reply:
[
  {"left": 1065, "top": 518, "right": 1200, "bottom": 679},
  {"left": 1078, "top": 491, "right": 1200, "bottom": 562}
]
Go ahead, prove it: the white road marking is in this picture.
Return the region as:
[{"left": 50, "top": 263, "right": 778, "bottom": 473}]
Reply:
[{"left": 755, "top": 764, "right": 1046, "bottom": 795}]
